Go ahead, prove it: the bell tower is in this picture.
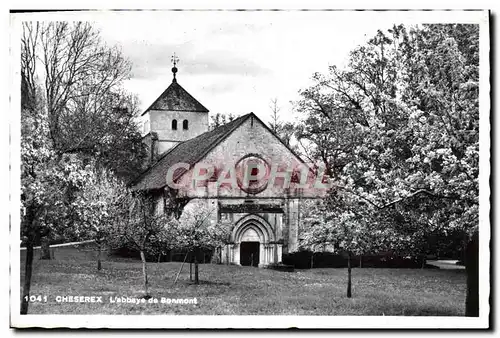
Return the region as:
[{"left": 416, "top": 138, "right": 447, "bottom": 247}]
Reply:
[{"left": 141, "top": 54, "right": 209, "bottom": 157}]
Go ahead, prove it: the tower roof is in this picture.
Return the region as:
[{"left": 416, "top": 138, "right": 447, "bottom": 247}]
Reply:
[{"left": 142, "top": 80, "right": 209, "bottom": 116}]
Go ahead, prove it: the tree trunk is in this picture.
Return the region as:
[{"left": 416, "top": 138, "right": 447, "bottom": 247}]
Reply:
[
  {"left": 359, "top": 255, "right": 362, "bottom": 268},
  {"left": 40, "top": 238, "right": 51, "bottom": 260},
  {"left": 465, "top": 230, "right": 479, "bottom": 317},
  {"left": 347, "top": 253, "right": 352, "bottom": 298},
  {"left": 194, "top": 249, "right": 199, "bottom": 285},
  {"left": 173, "top": 252, "right": 189, "bottom": 285},
  {"left": 190, "top": 253, "right": 193, "bottom": 282},
  {"left": 21, "top": 241, "right": 34, "bottom": 314},
  {"left": 421, "top": 254, "right": 426, "bottom": 269},
  {"left": 140, "top": 250, "right": 149, "bottom": 297},
  {"left": 310, "top": 252, "right": 314, "bottom": 269},
  {"left": 97, "top": 242, "right": 102, "bottom": 271}
]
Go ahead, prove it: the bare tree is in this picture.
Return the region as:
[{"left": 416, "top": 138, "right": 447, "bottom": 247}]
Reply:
[
  {"left": 37, "top": 22, "right": 131, "bottom": 150},
  {"left": 21, "top": 22, "right": 145, "bottom": 179},
  {"left": 269, "top": 98, "right": 281, "bottom": 133},
  {"left": 268, "top": 97, "right": 296, "bottom": 149}
]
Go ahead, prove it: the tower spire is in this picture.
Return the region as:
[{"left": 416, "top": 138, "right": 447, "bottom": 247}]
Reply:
[{"left": 171, "top": 53, "right": 179, "bottom": 83}]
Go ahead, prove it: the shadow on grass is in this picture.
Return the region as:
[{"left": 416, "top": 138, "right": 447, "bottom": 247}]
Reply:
[
  {"left": 193, "top": 280, "right": 231, "bottom": 286},
  {"left": 173, "top": 280, "right": 231, "bottom": 287}
]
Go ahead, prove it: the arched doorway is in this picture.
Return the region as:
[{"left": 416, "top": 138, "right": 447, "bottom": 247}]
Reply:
[
  {"left": 239, "top": 227, "right": 261, "bottom": 267},
  {"left": 228, "top": 214, "right": 279, "bottom": 267}
]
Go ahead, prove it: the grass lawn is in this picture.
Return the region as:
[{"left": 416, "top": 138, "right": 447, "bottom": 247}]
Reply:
[{"left": 20, "top": 246, "right": 466, "bottom": 315}]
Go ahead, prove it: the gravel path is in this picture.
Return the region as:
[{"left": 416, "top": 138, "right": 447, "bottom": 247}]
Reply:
[{"left": 427, "top": 260, "right": 465, "bottom": 270}]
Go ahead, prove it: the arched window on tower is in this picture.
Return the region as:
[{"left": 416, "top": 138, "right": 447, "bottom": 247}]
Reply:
[
  {"left": 183, "top": 119, "right": 189, "bottom": 130},
  {"left": 172, "top": 119, "right": 177, "bottom": 130}
]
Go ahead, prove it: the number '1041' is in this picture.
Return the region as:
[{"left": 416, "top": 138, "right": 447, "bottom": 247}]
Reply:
[{"left": 24, "top": 295, "right": 47, "bottom": 302}]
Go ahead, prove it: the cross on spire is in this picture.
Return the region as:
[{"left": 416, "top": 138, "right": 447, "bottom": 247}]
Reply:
[
  {"left": 171, "top": 53, "right": 179, "bottom": 82},
  {"left": 171, "top": 53, "right": 179, "bottom": 67}
]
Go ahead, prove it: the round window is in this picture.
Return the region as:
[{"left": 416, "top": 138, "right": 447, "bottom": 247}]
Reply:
[{"left": 235, "top": 155, "right": 270, "bottom": 194}]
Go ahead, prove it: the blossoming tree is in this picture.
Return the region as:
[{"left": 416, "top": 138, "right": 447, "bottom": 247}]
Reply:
[
  {"left": 295, "top": 24, "right": 480, "bottom": 313},
  {"left": 174, "top": 202, "right": 232, "bottom": 284}
]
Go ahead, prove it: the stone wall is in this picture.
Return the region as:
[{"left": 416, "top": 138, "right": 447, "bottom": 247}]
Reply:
[{"left": 149, "top": 110, "right": 209, "bottom": 146}]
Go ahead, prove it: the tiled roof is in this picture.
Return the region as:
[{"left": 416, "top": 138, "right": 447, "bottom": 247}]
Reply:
[
  {"left": 130, "top": 114, "right": 252, "bottom": 191},
  {"left": 141, "top": 80, "right": 209, "bottom": 116}
]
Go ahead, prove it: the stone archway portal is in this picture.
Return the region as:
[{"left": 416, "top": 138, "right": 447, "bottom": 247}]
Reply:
[{"left": 229, "top": 214, "right": 279, "bottom": 267}]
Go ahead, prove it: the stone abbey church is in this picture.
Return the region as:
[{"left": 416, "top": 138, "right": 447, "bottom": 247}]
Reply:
[{"left": 131, "top": 66, "right": 322, "bottom": 267}]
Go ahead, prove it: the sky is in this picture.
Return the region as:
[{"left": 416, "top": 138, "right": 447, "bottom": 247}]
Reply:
[
  {"left": 90, "top": 11, "right": 396, "bottom": 124},
  {"left": 14, "top": 10, "right": 487, "bottom": 125}
]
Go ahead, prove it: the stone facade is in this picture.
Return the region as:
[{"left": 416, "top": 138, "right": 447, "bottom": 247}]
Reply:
[
  {"left": 136, "top": 75, "right": 318, "bottom": 267},
  {"left": 156, "top": 116, "right": 305, "bottom": 266}
]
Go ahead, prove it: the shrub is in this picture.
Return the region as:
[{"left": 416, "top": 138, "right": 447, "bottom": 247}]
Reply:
[{"left": 283, "top": 250, "right": 424, "bottom": 269}]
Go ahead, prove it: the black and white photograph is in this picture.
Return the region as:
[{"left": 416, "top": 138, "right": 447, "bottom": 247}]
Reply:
[{"left": 8, "top": 6, "right": 490, "bottom": 329}]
